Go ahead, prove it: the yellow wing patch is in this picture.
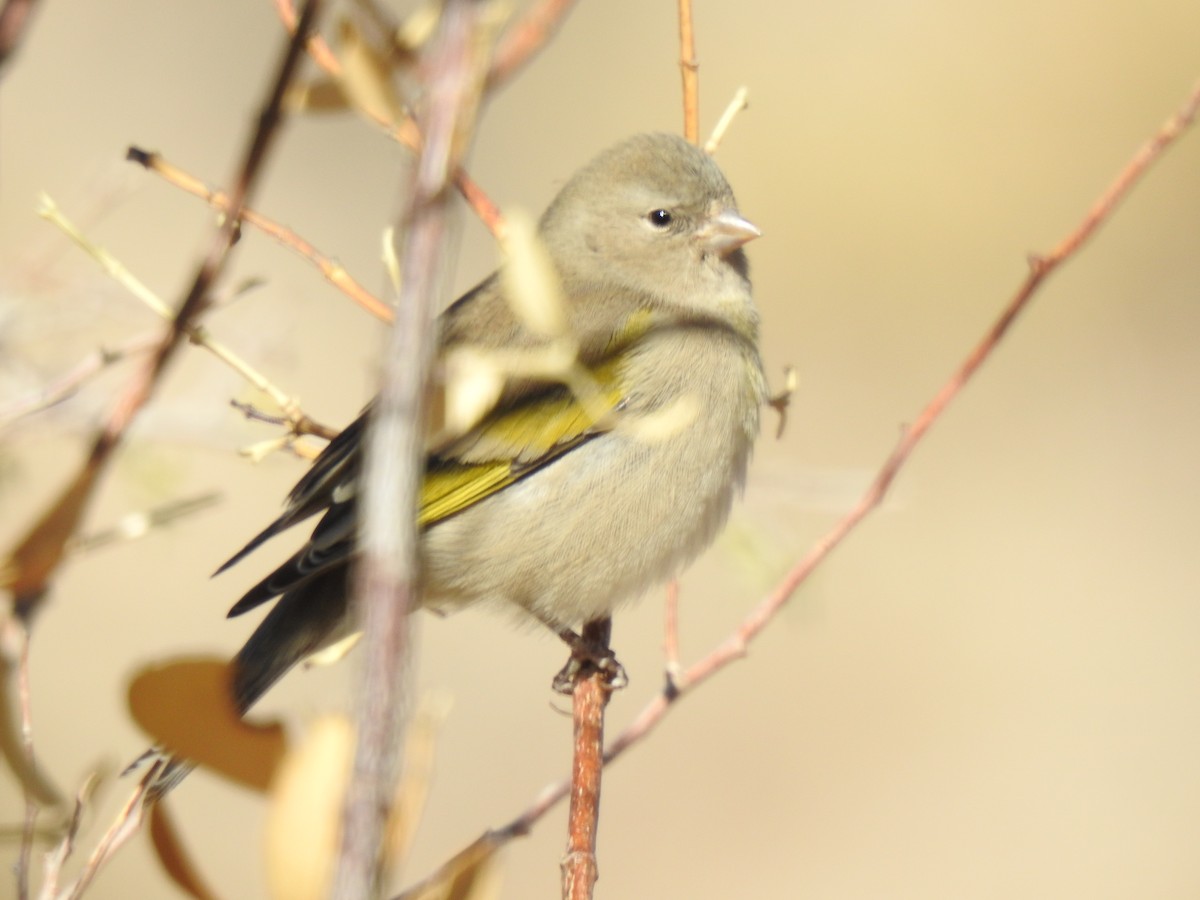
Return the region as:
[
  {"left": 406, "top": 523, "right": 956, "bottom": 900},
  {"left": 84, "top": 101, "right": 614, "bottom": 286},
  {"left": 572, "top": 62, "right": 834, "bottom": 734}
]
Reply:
[
  {"left": 419, "top": 461, "right": 516, "bottom": 527},
  {"left": 418, "top": 368, "right": 625, "bottom": 527}
]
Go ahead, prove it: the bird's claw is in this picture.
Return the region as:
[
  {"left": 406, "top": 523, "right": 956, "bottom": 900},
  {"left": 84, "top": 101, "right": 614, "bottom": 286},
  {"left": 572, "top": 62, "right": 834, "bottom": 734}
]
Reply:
[{"left": 551, "top": 642, "right": 628, "bottom": 694}]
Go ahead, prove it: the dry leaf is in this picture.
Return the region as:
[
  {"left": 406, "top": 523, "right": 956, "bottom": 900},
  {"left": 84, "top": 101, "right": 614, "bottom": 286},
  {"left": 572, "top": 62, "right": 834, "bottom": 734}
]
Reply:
[
  {"left": 284, "top": 77, "right": 352, "bottom": 113},
  {"left": 149, "top": 800, "right": 220, "bottom": 900},
  {"left": 397, "top": 835, "right": 502, "bottom": 900},
  {"left": 128, "top": 657, "right": 287, "bottom": 793},
  {"left": 264, "top": 715, "right": 352, "bottom": 900},
  {"left": 385, "top": 693, "right": 452, "bottom": 864},
  {"left": 337, "top": 17, "right": 404, "bottom": 126}
]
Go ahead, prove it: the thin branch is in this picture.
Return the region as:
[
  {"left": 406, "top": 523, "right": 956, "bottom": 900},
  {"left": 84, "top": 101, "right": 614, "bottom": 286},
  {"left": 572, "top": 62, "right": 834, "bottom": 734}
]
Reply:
[
  {"left": 0, "top": 332, "right": 159, "bottom": 429},
  {"left": 332, "top": 1, "right": 490, "bottom": 896},
  {"left": 663, "top": 580, "right": 681, "bottom": 691},
  {"left": 561, "top": 619, "right": 612, "bottom": 900},
  {"left": 0, "top": 0, "right": 41, "bottom": 76},
  {"left": 36, "top": 197, "right": 334, "bottom": 441},
  {"left": 609, "top": 73, "right": 1200, "bottom": 774},
  {"left": 401, "top": 77, "right": 1200, "bottom": 889},
  {"left": 126, "top": 147, "right": 394, "bottom": 323},
  {"left": 486, "top": 0, "right": 579, "bottom": 91},
  {"left": 69, "top": 492, "right": 222, "bottom": 555},
  {"left": 272, "top": 0, "right": 341, "bottom": 73},
  {"left": 230, "top": 399, "right": 339, "bottom": 441},
  {"left": 1, "top": 2, "right": 323, "bottom": 886},
  {"left": 53, "top": 764, "right": 162, "bottom": 900},
  {"left": 768, "top": 365, "right": 797, "bottom": 440},
  {"left": 676, "top": 0, "right": 699, "bottom": 144},
  {"left": 704, "top": 86, "right": 748, "bottom": 155},
  {"left": 37, "top": 773, "right": 99, "bottom": 898},
  {"left": 273, "top": 0, "right": 507, "bottom": 237},
  {"left": 16, "top": 621, "right": 38, "bottom": 900},
  {"left": 8, "top": 11, "right": 326, "bottom": 895}
]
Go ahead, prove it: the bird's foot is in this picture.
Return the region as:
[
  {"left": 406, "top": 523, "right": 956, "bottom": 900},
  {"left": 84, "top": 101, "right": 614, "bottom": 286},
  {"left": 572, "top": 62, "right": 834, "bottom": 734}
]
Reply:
[{"left": 552, "top": 625, "right": 628, "bottom": 694}]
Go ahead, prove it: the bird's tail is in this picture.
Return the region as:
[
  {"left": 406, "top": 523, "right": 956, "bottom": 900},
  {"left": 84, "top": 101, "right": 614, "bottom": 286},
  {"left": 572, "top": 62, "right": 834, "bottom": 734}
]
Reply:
[{"left": 130, "top": 565, "right": 354, "bottom": 800}]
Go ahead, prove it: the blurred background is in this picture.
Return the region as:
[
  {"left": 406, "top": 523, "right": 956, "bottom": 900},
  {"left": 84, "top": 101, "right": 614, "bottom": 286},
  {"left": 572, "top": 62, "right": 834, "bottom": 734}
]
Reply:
[{"left": 2, "top": 1, "right": 1199, "bottom": 897}]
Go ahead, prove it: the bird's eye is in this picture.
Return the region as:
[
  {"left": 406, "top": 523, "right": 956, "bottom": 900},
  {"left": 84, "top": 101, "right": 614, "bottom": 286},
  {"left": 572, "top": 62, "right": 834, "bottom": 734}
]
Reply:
[{"left": 647, "top": 209, "right": 673, "bottom": 228}]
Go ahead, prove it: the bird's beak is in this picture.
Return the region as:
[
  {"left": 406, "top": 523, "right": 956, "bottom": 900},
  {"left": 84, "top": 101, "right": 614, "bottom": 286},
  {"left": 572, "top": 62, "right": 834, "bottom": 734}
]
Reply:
[{"left": 699, "top": 208, "right": 761, "bottom": 257}]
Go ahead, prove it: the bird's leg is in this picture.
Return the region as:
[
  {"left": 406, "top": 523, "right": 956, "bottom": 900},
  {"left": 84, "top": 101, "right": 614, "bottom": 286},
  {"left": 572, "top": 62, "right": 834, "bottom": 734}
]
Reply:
[{"left": 550, "top": 617, "right": 627, "bottom": 694}]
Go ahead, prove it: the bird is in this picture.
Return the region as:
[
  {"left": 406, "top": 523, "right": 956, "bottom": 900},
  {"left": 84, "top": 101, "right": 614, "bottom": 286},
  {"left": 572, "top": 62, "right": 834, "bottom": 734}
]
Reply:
[{"left": 142, "top": 132, "right": 766, "bottom": 791}]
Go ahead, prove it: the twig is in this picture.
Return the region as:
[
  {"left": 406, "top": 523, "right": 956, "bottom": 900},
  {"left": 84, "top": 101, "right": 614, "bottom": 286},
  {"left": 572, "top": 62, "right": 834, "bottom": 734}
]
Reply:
[
  {"left": 69, "top": 492, "right": 222, "bottom": 555},
  {"left": 230, "top": 398, "right": 338, "bottom": 440},
  {"left": 54, "top": 764, "right": 162, "bottom": 900},
  {"left": 0, "top": 0, "right": 41, "bottom": 76},
  {"left": 273, "top": 0, "right": 507, "bottom": 238},
  {"left": 272, "top": 0, "right": 341, "bottom": 73},
  {"left": 561, "top": 619, "right": 612, "bottom": 900},
  {"left": 768, "top": 365, "right": 797, "bottom": 440},
  {"left": 486, "top": 0, "right": 579, "bottom": 91},
  {"left": 0, "top": 331, "right": 159, "bottom": 429},
  {"left": 125, "top": 147, "right": 395, "bottom": 323},
  {"left": 16, "top": 621, "right": 38, "bottom": 900},
  {"left": 607, "top": 72, "right": 1200, "bottom": 775},
  {"left": 401, "top": 77, "right": 1200, "bottom": 890},
  {"left": 36, "top": 197, "right": 333, "bottom": 442},
  {"left": 704, "top": 86, "right": 748, "bottom": 155},
  {"left": 1, "top": 0, "right": 323, "bottom": 886},
  {"left": 38, "top": 773, "right": 99, "bottom": 898},
  {"left": 676, "top": 0, "right": 699, "bottom": 144},
  {"left": 331, "top": 2, "right": 490, "bottom": 896},
  {"left": 663, "top": 580, "right": 681, "bottom": 692}
]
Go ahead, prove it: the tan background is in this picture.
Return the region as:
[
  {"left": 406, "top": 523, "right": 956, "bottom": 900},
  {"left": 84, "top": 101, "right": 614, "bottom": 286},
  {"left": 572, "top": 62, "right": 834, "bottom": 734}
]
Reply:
[{"left": 3, "top": 1, "right": 1200, "bottom": 897}]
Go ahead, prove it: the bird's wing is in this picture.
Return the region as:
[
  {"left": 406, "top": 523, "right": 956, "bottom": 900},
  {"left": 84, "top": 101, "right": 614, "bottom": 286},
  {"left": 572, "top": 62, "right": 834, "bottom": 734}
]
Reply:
[{"left": 222, "top": 361, "right": 625, "bottom": 617}]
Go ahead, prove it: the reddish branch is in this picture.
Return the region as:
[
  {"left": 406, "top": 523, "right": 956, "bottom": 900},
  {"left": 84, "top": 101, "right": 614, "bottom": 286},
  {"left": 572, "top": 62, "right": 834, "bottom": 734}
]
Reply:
[
  {"left": 400, "top": 77, "right": 1200, "bottom": 895},
  {"left": 677, "top": 0, "right": 699, "bottom": 143},
  {"left": 3, "top": 0, "right": 320, "bottom": 610},
  {"left": 561, "top": 619, "right": 613, "bottom": 900},
  {"left": 126, "top": 147, "right": 394, "bottom": 323},
  {"left": 274, "top": 0, "right": 583, "bottom": 239},
  {"left": 0, "top": 0, "right": 41, "bottom": 75},
  {"left": 487, "top": 0, "right": 579, "bottom": 91}
]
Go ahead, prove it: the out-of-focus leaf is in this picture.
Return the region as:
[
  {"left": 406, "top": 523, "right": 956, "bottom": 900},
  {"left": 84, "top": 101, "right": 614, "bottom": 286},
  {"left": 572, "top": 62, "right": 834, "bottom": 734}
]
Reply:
[
  {"left": 337, "top": 17, "right": 404, "bottom": 126},
  {"left": 264, "top": 715, "right": 351, "bottom": 900},
  {"left": 128, "top": 657, "right": 286, "bottom": 793},
  {"left": 149, "top": 800, "right": 220, "bottom": 900},
  {"left": 285, "top": 77, "right": 351, "bottom": 113},
  {"left": 501, "top": 209, "right": 568, "bottom": 340},
  {"left": 385, "top": 693, "right": 452, "bottom": 864},
  {"left": 396, "top": 834, "right": 503, "bottom": 900},
  {"left": 438, "top": 347, "right": 506, "bottom": 442},
  {"left": 2, "top": 453, "right": 104, "bottom": 614}
]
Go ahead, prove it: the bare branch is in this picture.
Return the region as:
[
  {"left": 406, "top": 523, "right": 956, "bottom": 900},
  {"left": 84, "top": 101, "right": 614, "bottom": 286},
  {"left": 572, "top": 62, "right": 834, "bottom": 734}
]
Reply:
[
  {"left": 402, "top": 76, "right": 1200, "bottom": 889},
  {"left": 36, "top": 197, "right": 329, "bottom": 436},
  {"left": 0, "top": 0, "right": 42, "bottom": 76},
  {"left": 486, "top": 0, "right": 579, "bottom": 91},
  {"left": 561, "top": 619, "right": 612, "bottom": 900},
  {"left": 704, "top": 86, "right": 748, "bottom": 155},
  {"left": 273, "top": 0, "right": 507, "bottom": 237},
  {"left": 0, "top": 331, "right": 158, "bottom": 429},
  {"left": 2, "top": 4, "right": 325, "bottom": 892},
  {"left": 332, "top": 1, "right": 491, "bottom": 896},
  {"left": 676, "top": 0, "right": 699, "bottom": 143},
  {"left": 126, "top": 147, "right": 394, "bottom": 323}
]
